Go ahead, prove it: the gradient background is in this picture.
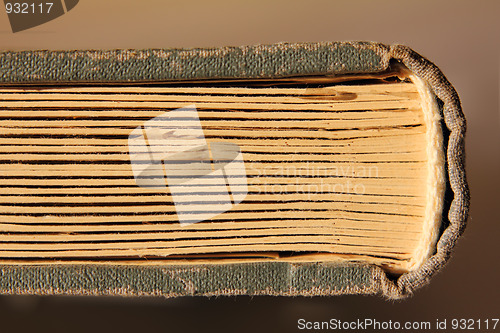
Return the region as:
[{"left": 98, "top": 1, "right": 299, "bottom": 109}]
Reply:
[{"left": 0, "top": 1, "right": 499, "bottom": 332}]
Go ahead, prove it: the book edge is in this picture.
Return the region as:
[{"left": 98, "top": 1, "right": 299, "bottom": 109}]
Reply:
[
  {"left": 385, "top": 44, "right": 469, "bottom": 298},
  {"left": 0, "top": 42, "right": 469, "bottom": 300}
]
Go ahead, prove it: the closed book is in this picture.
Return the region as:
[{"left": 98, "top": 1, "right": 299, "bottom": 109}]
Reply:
[{"left": 0, "top": 42, "right": 469, "bottom": 299}]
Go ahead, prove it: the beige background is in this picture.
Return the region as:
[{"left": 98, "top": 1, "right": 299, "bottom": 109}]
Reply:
[{"left": 0, "top": 1, "right": 499, "bottom": 332}]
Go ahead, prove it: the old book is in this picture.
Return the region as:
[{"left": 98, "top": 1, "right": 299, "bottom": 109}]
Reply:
[{"left": 0, "top": 42, "right": 468, "bottom": 299}]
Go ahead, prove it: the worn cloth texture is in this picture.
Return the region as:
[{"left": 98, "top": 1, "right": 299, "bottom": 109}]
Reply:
[{"left": 0, "top": 42, "right": 469, "bottom": 299}]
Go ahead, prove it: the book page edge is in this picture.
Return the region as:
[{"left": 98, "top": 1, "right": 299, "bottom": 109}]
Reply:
[{"left": 405, "top": 74, "right": 446, "bottom": 271}]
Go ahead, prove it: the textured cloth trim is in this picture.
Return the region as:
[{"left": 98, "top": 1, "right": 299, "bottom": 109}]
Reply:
[
  {"left": 381, "top": 45, "right": 469, "bottom": 298},
  {"left": 0, "top": 42, "right": 389, "bottom": 83},
  {"left": 0, "top": 262, "right": 374, "bottom": 297}
]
